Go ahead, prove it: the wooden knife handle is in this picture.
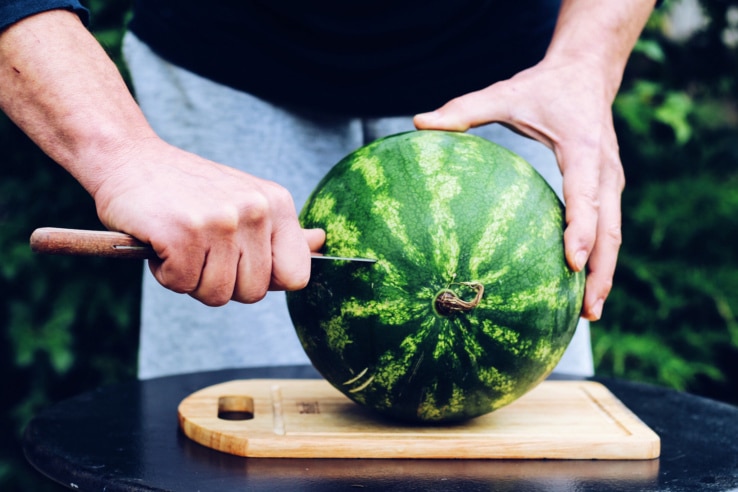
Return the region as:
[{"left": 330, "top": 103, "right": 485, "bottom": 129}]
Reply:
[{"left": 30, "top": 227, "right": 157, "bottom": 260}]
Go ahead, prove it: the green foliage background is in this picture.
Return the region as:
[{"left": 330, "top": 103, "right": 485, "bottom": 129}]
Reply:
[
  {"left": 0, "top": 1, "right": 736, "bottom": 490},
  {"left": 1, "top": 2, "right": 138, "bottom": 491},
  {"left": 596, "top": 0, "right": 738, "bottom": 403}
]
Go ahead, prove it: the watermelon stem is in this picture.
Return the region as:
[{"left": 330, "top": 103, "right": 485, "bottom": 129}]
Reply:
[{"left": 434, "top": 282, "right": 484, "bottom": 316}]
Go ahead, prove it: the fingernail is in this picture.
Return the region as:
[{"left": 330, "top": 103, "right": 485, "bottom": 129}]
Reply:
[{"left": 574, "top": 250, "right": 588, "bottom": 271}]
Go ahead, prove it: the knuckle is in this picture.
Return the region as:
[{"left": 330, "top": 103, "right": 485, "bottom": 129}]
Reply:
[
  {"left": 235, "top": 287, "right": 268, "bottom": 304},
  {"left": 241, "top": 193, "right": 271, "bottom": 225},
  {"left": 212, "top": 212, "right": 241, "bottom": 237},
  {"left": 201, "top": 279, "right": 237, "bottom": 307},
  {"left": 196, "top": 291, "right": 231, "bottom": 307},
  {"left": 591, "top": 272, "right": 614, "bottom": 296},
  {"left": 604, "top": 223, "right": 623, "bottom": 247},
  {"left": 583, "top": 275, "right": 613, "bottom": 312},
  {"left": 185, "top": 275, "right": 234, "bottom": 307},
  {"left": 564, "top": 183, "right": 601, "bottom": 214},
  {"left": 154, "top": 264, "right": 199, "bottom": 295},
  {"left": 234, "top": 271, "right": 271, "bottom": 304},
  {"left": 444, "top": 95, "right": 468, "bottom": 114},
  {"left": 604, "top": 157, "right": 626, "bottom": 192}
]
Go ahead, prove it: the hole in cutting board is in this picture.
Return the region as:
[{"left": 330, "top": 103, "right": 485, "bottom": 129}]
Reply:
[{"left": 218, "top": 395, "right": 254, "bottom": 421}]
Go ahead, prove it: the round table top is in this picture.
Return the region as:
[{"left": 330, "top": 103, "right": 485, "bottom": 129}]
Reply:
[{"left": 23, "top": 365, "right": 738, "bottom": 491}]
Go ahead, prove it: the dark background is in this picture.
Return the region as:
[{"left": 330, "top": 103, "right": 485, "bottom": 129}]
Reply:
[{"left": 2, "top": 1, "right": 737, "bottom": 490}]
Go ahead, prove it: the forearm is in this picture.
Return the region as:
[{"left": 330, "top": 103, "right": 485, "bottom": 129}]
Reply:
[
  {"left": 545, "top": 0, "right": 657, "bottom": 102},
  {"left": 0, "top": 9, "right": 155, "bottom": 196}
]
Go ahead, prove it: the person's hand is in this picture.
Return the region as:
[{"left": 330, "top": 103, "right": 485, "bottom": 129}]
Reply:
[
  {"left": 414, "top": 55, "right": 623, "bottom": 321},
  {"left": 91, "top": 137, "right": 325, "bottom": 306},
  {"left": 0, "top": 9, "right": 323, "bottom": 307}
]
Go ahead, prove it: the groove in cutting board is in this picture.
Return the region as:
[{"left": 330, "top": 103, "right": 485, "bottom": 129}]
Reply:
[{"left": 178, "top": 379, "right": 660, "bottom": 460}]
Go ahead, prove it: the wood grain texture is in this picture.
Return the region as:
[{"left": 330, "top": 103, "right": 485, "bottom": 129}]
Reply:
[
  {"left": 30, "top": 227, "right": 153, "bottom": 259},
  {"left": 178, "top": 379, "right": 660, "bottom": 460}
]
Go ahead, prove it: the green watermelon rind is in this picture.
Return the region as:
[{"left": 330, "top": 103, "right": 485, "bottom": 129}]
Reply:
[{"left": 287, "top": 130, "right": 585, "bottom": 423}]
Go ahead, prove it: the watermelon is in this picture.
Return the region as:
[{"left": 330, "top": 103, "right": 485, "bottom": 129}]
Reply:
[{"left": 286, "top": 130, "right": 585, "bottom": 423}]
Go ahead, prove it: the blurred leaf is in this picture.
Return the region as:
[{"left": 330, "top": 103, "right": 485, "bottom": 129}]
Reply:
[
  {"left": 615, "top": 81, "right": 694, "bottom": 144},
  {"left": 654, "top": 91, "right": 694, "bottom": 143},
  {"left": 634, "top": 38, "right": 667, "bottom": 62}
]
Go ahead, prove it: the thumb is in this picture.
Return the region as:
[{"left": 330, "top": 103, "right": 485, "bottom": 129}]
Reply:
[
  {"left": 413, "top": 86, "right": 508, "bottom": 132},
  {"left": 413, "top": 109, "right": 467, "bottom": 131}
]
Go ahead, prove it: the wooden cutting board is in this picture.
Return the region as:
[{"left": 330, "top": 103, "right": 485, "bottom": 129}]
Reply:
[{"left": 178, "top": 379, "right": 660, "bottom": 460}]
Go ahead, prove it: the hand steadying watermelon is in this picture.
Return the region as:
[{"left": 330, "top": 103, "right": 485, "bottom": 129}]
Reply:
[{"left": 287, "top": 130, "right": 585, "bottom": 423}]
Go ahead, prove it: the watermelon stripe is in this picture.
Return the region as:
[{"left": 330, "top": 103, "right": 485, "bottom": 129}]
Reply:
[
  {"left": 288, "top": 130, "right": 584, "bottom": 422},
  {"left": 412, "top": 137, "right": 463, "bottom": 273}
]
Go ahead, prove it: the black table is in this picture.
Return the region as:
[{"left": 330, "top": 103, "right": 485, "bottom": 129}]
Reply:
[{"left": 23, "top": 365, "right": 738, "bottom": 491}]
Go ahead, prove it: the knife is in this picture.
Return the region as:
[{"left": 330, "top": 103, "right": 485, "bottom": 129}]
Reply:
[{"left": 29, "top": 227, "right": 377, "bottom": 263}]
